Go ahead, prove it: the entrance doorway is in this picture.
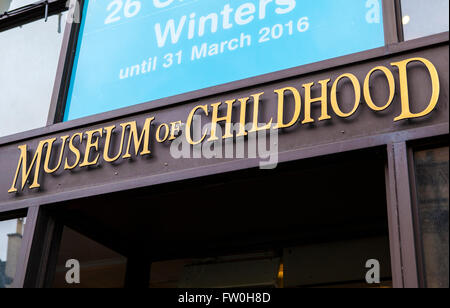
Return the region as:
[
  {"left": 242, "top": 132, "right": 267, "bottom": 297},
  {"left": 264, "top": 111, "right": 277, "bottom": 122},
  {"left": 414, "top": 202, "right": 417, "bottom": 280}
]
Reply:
[{"left": 42, "top": 147, "right": 392, "bottom": 288}]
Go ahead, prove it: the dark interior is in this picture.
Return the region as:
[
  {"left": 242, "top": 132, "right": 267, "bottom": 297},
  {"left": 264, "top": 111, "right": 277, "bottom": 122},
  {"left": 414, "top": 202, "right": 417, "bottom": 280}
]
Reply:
[
  {"left": 48, "top": 147, "right": 389, "bottom": 259},
  {"left": 48, "top": 147, "right": 391, "bottom": 287}
]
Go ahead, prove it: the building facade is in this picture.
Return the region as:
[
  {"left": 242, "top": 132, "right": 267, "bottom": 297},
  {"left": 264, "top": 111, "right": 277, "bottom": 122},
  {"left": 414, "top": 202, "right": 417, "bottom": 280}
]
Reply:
[{"left": 0, "top": 0, "right": 448, "bottom": 288}]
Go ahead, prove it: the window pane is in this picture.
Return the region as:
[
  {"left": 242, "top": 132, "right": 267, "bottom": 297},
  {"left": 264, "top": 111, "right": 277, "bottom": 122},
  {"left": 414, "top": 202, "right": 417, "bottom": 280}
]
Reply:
[
  {"left": 0, "top": 217, "right": 26, "bottom": 288},
  {"left": 0, "top": 1, "right": 11, "bottom": 14},
  {"left": 0, "top": 12, "right": 67, "bottom": 137},
  {"left": 284, "top": 237, "right": 392, "bottom": 288},
  {"left": 150, "top": 252, "right": 281, "bottom": 288},
  {"left": 1, "top": 0, "right": 43, "bottom": 17},
  {"left": 414, "top": 146, "right": 449, "bottom": 288},
  {"left": 401, "top": 0, "right": 449, "bottom": 40},
  {"left": 52, "top": 227, "right": 127, "bottom": 288}
]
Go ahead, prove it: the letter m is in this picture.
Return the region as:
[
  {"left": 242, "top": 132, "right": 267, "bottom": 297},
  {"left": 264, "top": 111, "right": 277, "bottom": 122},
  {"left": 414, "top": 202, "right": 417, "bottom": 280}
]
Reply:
[
  {"left": 191, "top": 43, "right": 207, "bottom": 60},
  {"left": 9, "top": 141, "right": 48, "bottom": 193},
  {"left": 121, "top": 117, "right": 155, "bottom": 159}
]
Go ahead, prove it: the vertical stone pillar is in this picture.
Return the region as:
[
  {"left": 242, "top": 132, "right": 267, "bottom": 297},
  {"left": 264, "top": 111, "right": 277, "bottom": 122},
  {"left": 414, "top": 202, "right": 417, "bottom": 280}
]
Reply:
[{"left": 5, "top": 219, "right": 24, "bottom": 287}]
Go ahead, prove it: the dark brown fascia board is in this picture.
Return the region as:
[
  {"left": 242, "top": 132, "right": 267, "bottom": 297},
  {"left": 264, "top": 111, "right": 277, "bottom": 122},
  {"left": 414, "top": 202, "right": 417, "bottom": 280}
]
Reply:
[{"left": 0, "top": 32, "right": 448, "bottom": 147}]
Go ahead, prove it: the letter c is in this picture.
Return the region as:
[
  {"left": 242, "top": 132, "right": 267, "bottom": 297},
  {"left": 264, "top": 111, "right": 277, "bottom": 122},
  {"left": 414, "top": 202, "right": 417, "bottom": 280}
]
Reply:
[{"left": 186, "top": 105, "right": 209, "bottom": 145}]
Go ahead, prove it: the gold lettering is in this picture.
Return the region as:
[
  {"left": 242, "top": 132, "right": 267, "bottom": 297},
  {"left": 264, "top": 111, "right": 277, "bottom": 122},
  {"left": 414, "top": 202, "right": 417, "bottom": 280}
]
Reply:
[
  {"left": 79, "top": 128, "right": 103, "bottom": 167},
  {"left": 103, "top": 125, "right": 125, "bottom": 163},
  {"left": 208, "top": 100, "right": 235, "bottom": 142},
  {"left": 121, "top": 117, "right": 155, "bottom": 159},
  {"left": 64, "top": 133, "right": 83, "bottom": 170},
  {"left": 237, "top": 97, "right": 249, "bottom": 137},
  {"left": 10, "top": 57, "right": 444, "bottom": 194},
  {"left": 248, "top": 92, "right": 273, "bottom": 133},
  {"left": 8, "top": 139, "right": 53, "bottom": 193},
  {"left": 331, "top": 73, "right": 361, "bottom": 118},
  {"left": 273, "top": 87, "right": 302, "bottom": 129},
  {"left": 44, "top": 136, "right": 69, "bottom": 174},
  {"left": 364, "top": 66, "right": 395, "bottom": 112},
  {"left": 236, "top": 97, "right": 250, "bottom": 137},
  {"left": 302, "top": 79, "right": 331, "bottom": 124},
  {"left": 186, "top": 105, "right": 209, "bottom": 145},
  {"left": 156, "top": 123, "right": 170, "bottom": 143},
  {"left": 391, "top": 57, "right": 440, "bottom": 121},
  {"left": 169, "top": 121, "right": 182, "bottom": 141}
]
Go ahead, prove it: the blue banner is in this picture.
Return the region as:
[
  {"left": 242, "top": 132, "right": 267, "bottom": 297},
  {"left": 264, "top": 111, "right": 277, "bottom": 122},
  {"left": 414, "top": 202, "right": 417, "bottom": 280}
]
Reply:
[{"left": 64, "top": 0, "right": 384, "bottom": 121}]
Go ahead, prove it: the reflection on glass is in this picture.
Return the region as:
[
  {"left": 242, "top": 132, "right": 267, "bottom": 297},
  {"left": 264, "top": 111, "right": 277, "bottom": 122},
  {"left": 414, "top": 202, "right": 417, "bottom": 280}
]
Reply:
[
  {"left": 414, "top": 147, "right": 449, "bottom": 288},
  {"left": 150, "top": 259, "right": 193, "bottom": 288},
  {"left": 0, "top": 0, "right": 12, "bottom": 14},
  {"left": 53, "top": 227, "right": 127, "bottom": 288},
  {"left": 0, "top": 218, "right": 25, "bottom": 288},
  {"left": 401, "top": 0, "right": 449, "bottom": 40},
  {"left": 284, "top": 237, "right": 392, "bottom": 288},
  {"left": 150, "top": 252, "right": 281, "bottom": 288},
  {"left": 0, "top": 11, "right": 67, "bottom": 137},
  {"left": 150, "top": 239, "right": 392, "bottom": 289}
]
